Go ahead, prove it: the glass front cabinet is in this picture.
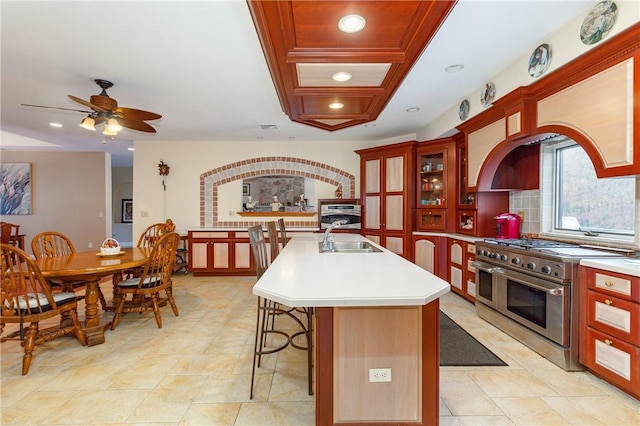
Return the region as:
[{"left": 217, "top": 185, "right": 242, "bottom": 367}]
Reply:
[{"left": 416, "top": 138, "right": 456, "bottom": 231}]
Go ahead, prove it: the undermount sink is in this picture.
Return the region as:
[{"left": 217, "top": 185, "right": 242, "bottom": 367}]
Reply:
[{"left": 318, "top": 241, "right": 383, "bottom": 253}]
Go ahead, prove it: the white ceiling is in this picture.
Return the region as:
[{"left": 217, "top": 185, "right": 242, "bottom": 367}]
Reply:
[{"left": 1, "top": 0, "right": 594, "bottom": 167}]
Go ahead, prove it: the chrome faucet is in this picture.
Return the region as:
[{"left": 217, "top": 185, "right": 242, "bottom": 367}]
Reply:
[{"left": 323, "top": 219, "right": 348, "bottom": 251}]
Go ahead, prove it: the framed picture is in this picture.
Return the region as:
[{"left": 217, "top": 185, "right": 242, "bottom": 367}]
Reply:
[
  {"left": 242, "top": 183, "right": 250, "bottom": 196},
  {"left": 0, "top": 163, "right": 32, "bottom": 215},
  {"left": 121, "top": 199, "right": 133, "bottom": 223}
]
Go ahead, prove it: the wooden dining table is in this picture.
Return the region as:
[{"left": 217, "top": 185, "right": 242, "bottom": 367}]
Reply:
[{"left": 35, "top": 247, "right": 150, "bottom": 346}]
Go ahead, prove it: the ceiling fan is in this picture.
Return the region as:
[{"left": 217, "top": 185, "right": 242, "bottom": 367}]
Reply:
[{"left": 21, "top": 79, "right": 162, "bottom": 135}]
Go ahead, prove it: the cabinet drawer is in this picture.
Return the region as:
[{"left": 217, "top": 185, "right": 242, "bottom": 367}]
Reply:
[
  {"left": 416, "top": 210, "right": 446, "bottom": 231},
  {"left": 591, "top": 271, "right": 637, "bottom": 301},
  {"left": 191, "top": 232, "right": 229, "bottom": 239},
  {"left": 583, "top": 327, "right": 639, "bottom": 398},
  {"left": 587, "top": 290, "right": 640, "bottom": 345}
]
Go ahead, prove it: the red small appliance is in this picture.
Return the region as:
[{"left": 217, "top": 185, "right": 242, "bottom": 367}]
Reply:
[{"left": 494, "top": 213, "right": 521, "bottom": 239}]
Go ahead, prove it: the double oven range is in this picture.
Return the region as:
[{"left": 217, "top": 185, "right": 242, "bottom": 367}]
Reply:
[{"left": 473, "top": 238, "right": 629, "bottom": 371}]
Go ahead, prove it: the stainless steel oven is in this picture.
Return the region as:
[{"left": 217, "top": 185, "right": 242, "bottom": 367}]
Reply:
[
  {"left": 474, "top": 260, "right": 568, "bottom": 346},
  {"left": 320, "top": 203, "right": 361, "bottom": 229},
  {"left": 473, "top": 238, "right": 629, "bottom": 371}
]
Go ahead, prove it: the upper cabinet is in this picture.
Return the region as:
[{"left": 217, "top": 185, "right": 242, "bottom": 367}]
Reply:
[
  {"left": 458, "top": 23, "right": 640, "bottom": 190},
  {"left": 356, "top": 141, "right": 416, "bottom": 258},
  {"left": 415, "top": 137, "right": 457, "bottom": 232}
]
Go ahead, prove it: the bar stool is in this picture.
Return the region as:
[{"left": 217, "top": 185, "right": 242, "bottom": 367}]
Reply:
[{"left": 247, "top": 225, "right": 313, "bottom": 399}]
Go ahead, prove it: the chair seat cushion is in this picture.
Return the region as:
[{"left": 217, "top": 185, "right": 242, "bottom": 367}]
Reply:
[
  {"left": 118, "top": 275, "right": 160, "bottom": 289},
  {"left": 9, "top": 292, "right": 77, "bottom": 314}
]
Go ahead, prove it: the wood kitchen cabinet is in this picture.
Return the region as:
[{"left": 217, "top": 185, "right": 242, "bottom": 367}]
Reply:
[
  {"left": 412, "top": 234, "right": 446, "bottom": 280},
  {"left": 579, "top": 266, "right": 640, "bottom": 399},
  {"left": 415, "top": 138, "right": 456, "bottom": 232},
  {"left": 189, "top": 231, "right": 253, "bottom": 276},
  {"left": 447, "top": 238, "right": 477, "bottom": 302},
  {"left": 356, "top": 141, "right": 416, "bottom": 259},
  {"left": 455, "top": 140, "right": 509, "bottom": 236}
]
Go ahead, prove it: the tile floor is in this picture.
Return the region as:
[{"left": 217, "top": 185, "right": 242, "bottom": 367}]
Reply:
[{"left": 1, "top": 274, "right": 639, "bottom": 425}]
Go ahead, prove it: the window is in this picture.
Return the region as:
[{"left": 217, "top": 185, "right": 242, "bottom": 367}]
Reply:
[{"left": 553, "top": 143, "right": 635, "bottom": 236}]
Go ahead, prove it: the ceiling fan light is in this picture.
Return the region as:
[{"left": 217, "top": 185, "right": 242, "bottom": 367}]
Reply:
[
  {"left": 80, "top": 116, "right": 96, "bottom": 131},
  {"left": 102, "top": 127, "right": 118, "bottom": 136},
  {"left": 106, "top": 118, "right": 123, "bottom": 132},
  {"left": 338, "top": 14, "right": 366, "bottom": 33}
]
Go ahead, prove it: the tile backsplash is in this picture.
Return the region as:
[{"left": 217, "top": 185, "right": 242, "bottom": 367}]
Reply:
[{"left": 509, "top": 189, "right": 541, "bottom": 235}]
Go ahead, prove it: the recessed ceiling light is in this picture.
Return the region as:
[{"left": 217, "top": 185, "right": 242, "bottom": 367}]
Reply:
[
  {"left": 406, "top": 107, "right": 420, "bottom": 113},
  {"left": 445, "top": 64, "right": 464, "bottom": 73},
  {"left": 329, "top": 102, "right": 344, "bottom": 110},
  {"left": 364, "top": 124, "right": 376, "bottom": 128},
  {"left": 49, "top": 122, "right": 63, "bottom": 128},
  {"left": 338, "top": 14, "right": 365, "bottom": 33},
  {"left": 332, "top": 71, "right": 352, "bottom": 82}
]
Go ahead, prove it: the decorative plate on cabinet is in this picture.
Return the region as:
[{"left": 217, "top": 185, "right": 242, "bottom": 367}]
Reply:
[
  {"left": 458, "top": 100, "right": 470, "bottom": 120},
  {"left": 528, "top": 44, "right": 551, "bottom": 78},
  {"left": 480, "top": 83, "right": 496, "bottom": 108},
  {"left": 580, "top": 1, "right": 618, "bottom": 45}
]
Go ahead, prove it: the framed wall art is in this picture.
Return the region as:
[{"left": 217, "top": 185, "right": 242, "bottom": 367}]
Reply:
[
  {"left": 0, "top": 162, "right": 32, "bottom": 215},
  {"left": 121, "top": 199, "right": 133, "bottom": 223},
  {"left": 242, "top": 183, "right": 251, "bottom": 196}
]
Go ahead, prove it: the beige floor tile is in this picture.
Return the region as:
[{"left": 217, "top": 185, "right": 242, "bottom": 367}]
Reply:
[
  {"left": 42, "top": 389, "right": 148, "bottom": 424},
  {"left": 181, "top": 402, "right": 241, "bottom": 425},
  {"left": 542, "top": 395, "right": 640, "bottom": 425},
  {"left": 440, "top": 370, "right": 504, "bottom": 416},
  {"left": 493, "top": 397, "right": 570, "bottom": 425},
  {"left": 467, "top": 369, "right": 558, "bottom": 398},
  {"left": 0, "top": 390, "right": 79, "bottom": 424},
  {"left": 234, "top": 401, "right": 315, "bottom": 425},
  {"left": 439, "top": 415, "right": 515, "bottom": 425}
]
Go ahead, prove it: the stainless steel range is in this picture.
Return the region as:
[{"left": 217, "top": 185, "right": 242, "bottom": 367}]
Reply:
[{"left": 473, "top": 238, "right": 629, "bottom": 371}]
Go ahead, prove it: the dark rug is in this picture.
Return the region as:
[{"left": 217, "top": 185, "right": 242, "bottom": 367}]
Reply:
[{"left": 440, "top": 311, "right": 507, "bottom": 367}]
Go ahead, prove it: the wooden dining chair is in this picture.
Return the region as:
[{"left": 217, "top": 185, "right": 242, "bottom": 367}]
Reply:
[
  {"left": 277, "top": 218, "right": 287, "bottom": 248},
  {"left": 247, "top": 225, "right": 313, "bottom": 399},
  {"left": 111, "top": 232, "right": 180, "bottom": 330},
  {"left": 266, "top": 221, "right": 280, "bottom": 262},
  {"left": 31, "top": 231, "right": 107, "bottom": 308},
  {"left": 1, "top": 243, "right": 87, "bottom": 375},
  {"left": 0, "top": 222, "right": 20, "bottom": 247},
  {"left": 137, "top": 222, "right": 170, "bottom": 248}
]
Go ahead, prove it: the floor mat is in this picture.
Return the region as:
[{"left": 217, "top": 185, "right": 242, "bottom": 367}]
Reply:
[{"left": 440, "top": 311, "right": 507, "bottom": 367}]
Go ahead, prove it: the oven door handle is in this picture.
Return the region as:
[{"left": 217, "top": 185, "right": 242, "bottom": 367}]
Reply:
[{"left": 489, "top": 268, "right": 565, "bottom": 296}]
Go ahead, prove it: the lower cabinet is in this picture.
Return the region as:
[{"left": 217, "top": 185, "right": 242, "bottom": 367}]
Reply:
[
  {"left": 189, "top": 231, "right": 254, "bottom": 276},
  {"left": 579, "top": 266, "right": 639, "bottom": 399},
  {"left": 412, "top": 235, "right": 445, "bottom": 280},
  {"left": 448, "top": 238, "right": 477, "bottom": 302}
]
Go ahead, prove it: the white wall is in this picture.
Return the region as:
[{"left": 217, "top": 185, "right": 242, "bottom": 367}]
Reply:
[{"left": 131, "top": 138, "right": 386, "bottom": 237}]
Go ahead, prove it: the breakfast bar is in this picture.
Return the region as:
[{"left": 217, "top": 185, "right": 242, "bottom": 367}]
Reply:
[{"left": 253, "top": 233, "right": 450, "bottom": 426}]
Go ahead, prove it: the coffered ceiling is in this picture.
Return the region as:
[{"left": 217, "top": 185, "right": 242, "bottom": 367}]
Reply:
[{"left": 247, "top": 0, "right": 456, "bottom": 130}]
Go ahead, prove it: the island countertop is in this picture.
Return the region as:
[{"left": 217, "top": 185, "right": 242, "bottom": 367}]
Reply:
[{"left": 253, "top": 233, "right": 450, "bottom": 307}]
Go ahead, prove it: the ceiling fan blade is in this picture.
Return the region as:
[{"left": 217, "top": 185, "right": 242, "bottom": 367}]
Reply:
[
  {"left": 115, "top": 107, "right": 162, "bottom": 121},
  {"left": 68, "top": 95, "right": 108, "bottom": 112},
  {"left": 120, "top": 119, "right": 157, "bottom": 133},
  {"left": 21, "top": 103, "right": 92, "bottom": 114}
]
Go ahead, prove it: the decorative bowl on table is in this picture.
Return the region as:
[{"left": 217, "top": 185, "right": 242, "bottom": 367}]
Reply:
[{"left": 100, "top": 238, "right": 121, "bottom": 255}]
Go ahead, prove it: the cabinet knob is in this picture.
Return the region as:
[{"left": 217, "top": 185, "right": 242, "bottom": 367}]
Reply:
[
  {"left": 605, "top": 299, "right": 613, "bottom": 305},
  {"left": 604, "top": 339, "right": 613, "bottom": 346},
  {"left": 605, "top": 280, "right": 614, "bottom": 287}
]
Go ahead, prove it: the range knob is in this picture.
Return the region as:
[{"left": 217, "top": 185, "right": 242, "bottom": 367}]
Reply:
[
  {"left": 541, "top": 265, "right": 552, "bottom": 274},
  {"left": 477, "top": 249, "right": 485, "bottom": 256},
  {"left": 500, "top": 254, "right": 508, "bottom": 261},
  {"left": 526, "top": 262, "right": 536, "bottom": 270},
  {"left": 512, "top": 257, "right": 521, "bottom": 266}
]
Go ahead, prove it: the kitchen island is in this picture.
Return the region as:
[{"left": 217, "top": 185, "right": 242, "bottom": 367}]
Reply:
[{"left": 253, "top": 233, "right": 450, "bottom": 425}]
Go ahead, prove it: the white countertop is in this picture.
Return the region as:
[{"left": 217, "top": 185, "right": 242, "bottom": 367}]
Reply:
[
  {"left": 580, "top": 257, "right": 640, "bottom": 277},
  {"left": 252, "top": 233, "right": 450, "bottom": 307}
]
